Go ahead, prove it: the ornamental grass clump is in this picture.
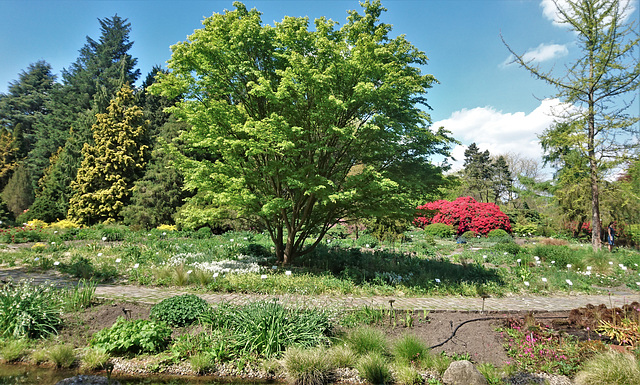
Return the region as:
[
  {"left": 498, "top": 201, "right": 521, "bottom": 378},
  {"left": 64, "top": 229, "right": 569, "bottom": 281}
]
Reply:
[
  {"left": 282, "top": 347, "right": 335, "bottom": 385},
  {"left": 0, "top": 339, "right": 30, "bottom": 362},
  {"left": 47, "top": 344, "right": 76, "bottom": 368},
  {"left": 150, "top": 294, "right": 210, "bottom": 327},
  {"left": 392, "top": 334, "right": 428, "bottom": 366},
  {"left": 356, "top": 352, "right": 392, "bottom": 385},
  {"left": 574, "top": 351, "right": 640, "bottom": 385},
  {"left": 344, "top": 326, "right": 388, "bottom": 356},
  {"left": 0, "top": 279, "right": 63, "bottom": 339}
]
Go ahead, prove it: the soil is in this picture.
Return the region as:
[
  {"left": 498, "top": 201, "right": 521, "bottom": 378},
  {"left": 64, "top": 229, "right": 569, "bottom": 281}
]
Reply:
[{"left": 59, "top": 300, "right": 578, "bottom": 368}]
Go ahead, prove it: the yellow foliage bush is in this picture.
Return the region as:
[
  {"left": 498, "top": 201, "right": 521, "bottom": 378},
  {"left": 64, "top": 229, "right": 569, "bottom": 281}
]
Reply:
[
  {"left": 157, "top": 224, "right": 177, "bottom": 231},
  {"left": 31, "top": 242, "right": 47, "bottom": 251},
  {"left": 26, "top": 219, "right": 48, "bottom": 229},
  {"left": 49, "top": 220, "right": 80, "bottom": 229}
]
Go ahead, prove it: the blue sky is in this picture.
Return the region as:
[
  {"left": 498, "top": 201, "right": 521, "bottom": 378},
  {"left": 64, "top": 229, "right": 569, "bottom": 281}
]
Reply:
[{"left": 1, "top": 0, "right": 638, "bottom": 173}]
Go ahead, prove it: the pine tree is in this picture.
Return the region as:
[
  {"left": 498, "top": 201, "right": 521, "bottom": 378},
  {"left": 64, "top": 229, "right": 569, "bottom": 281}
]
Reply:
[
  {"left": 492, "top": 155, "right": 514, "bottom": 204},
  {"left": 68, "top": 85, "right": 149, "bottom": 225},
  {"left": 463, "top": 143, "right": 493, "bottom": 202},
  {"left": 1, "top": 163, "right": 34, "bottom": 219}
]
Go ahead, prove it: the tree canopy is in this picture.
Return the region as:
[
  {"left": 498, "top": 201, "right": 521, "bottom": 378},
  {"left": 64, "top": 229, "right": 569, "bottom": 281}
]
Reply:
[{"left": 152, "top": 1, "right": 454, "bottom": 264}]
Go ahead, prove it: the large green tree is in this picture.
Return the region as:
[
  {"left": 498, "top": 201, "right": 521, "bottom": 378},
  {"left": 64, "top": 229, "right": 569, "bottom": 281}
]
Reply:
[
  {"left": 504, "top": 0, "right": 640, "bottom": 249},
  {"left": 152, "top": 1, "right": 453, "bottom": 264},
  {"left": 68, "top": 85, "right": 149, "bottom": 225}
]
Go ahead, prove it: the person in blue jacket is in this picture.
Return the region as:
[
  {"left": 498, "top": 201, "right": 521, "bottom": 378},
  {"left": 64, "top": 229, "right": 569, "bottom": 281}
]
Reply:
[{"left": 607, "top": 222, "right": 615, "bottom": 252}]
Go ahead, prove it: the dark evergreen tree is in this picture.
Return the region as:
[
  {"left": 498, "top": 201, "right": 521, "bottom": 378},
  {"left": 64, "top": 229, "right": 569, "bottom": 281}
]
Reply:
[
  {"left": 1, "top": 163, "right": 34, "bottom": 218},
  {"left": 0, "top": 61, "right": 55, "bottom": 155},
  {"left": 463, "top": 143, "right": 493, "bottom": 202},
  {"left": 492, "top": 155, "right": 514, "bottom": 204},
  {"left": 122, "top": 118, "right": 191, "bottom": 229}
]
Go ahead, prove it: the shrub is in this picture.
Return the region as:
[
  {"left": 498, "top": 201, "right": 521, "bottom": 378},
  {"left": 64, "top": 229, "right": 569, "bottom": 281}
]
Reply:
[
  {"left": 487, "top": 229, "right": 509, "bottom": 238},
  {"left": 47, "top": 344, "right": 76, "bottom": 368},
  {"left": 415, "top": 196, "right": 511, "bottom": 235},
  {"left": 574, "top": 351, "right": 640, "bottom": 385},
  {"left": 282, "top": 347, "right": 335, "bottom": 385},
  {"left": 532, "top": 245, "right": 582, "bottom": 269},
  {"left": 423, "top": 223, "right": 455, "bottom": 238},
  {"left": 345, "top": 326, "right": 388, "bottom": 356},
  {"left": 392, "top": 334, "right": 428, "bottom": 365},
  {"left": 26, "top": 219, "right": 48, "bottom": 229},
  {"left": 461, "top": 230, "right": 479, "bottom": 239},
  {"left": 157, "top": 224, "right": 177, "bottom": 232},
  {"left": 150, "top": 294, "right": 210, "bottom": 327},
  {"left": 356, "top": 352, "right": 392, "bottom": 385},
  {"left": 0, "top": 280, "right": 63, "bottom": 338},
  {"left": 512, "top": 222, "right": 538, "bottom": 236},
  {"left": 49, "top": 219, "right": 80, "bottom": 229},
  {"left": 90, "top": 317, "right": 172, "bottom": 355},
  {"left": 493, "top": 239, "right": 521, "bottom": 255}
]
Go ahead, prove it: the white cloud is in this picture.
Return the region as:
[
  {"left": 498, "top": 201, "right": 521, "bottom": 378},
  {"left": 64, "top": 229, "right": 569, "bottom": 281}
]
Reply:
[
  {"left": 523, "top": 43, "right": 568, "bottom": 62},
  {"left": 501, "top": 43, "right": 568, "bottom": 67},
  {"left": 540, "top": 0, "right": 636, "bottom": 26},
  {"left": 433, "top": 99, "right": 566, "bottom": 173}
]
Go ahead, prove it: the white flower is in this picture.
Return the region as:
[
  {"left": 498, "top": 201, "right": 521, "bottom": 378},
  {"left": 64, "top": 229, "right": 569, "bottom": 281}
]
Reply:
[
  {"left": 213, "top": 273, "right": 219, "bottom": 278},
  {"left": 636, "top": 282, "right": 640, "bottom": 286},
  {"left": 585, "top": 271, "right": 591, "bottom": 275},
  {"left": 133, "top": 263, "right": 139, "bottom": 269},
  {"left": 609, "top": 261, "right": 614, "bottom": 265},
  {"left": 504, "top": 252, "right": 508, "bottom": 255},
  {"left": 285, "top": 270, "right": 292, "bottom": 276},
  {"left": 51, "top": 242, "right": 55, "bottom": 245},
  {"left": 483, "top": 255, "right": 487, "bottom": 259},
  {"left": 115, "top": 258, "right": 121, "bottom": 263},
  {"left": 244, "top": 237, "right": 248, "bottom": 240},
  {"left": 587, "top": 266, "right": 592, "bottom": 270},
  {"left": 102, "top": 237, "right": 107, "bottom": 241},
  {"left": 34, "top": 257, "right": 40, "bottom": 261},
  {"left": 187, "top": 270, "right": 192, "bottom": 274},
  {"left": 97, "top": 253, "right": 103, "bottom": 257},
  {"left": 54, "top": 230, "right": 58, "bottom": 234},
  {"left": 524, "top": 281, "right": 530, "bottom": 286},
  {"left": 365, "top": 244, "right": 370, "bottom": 248},
  {"left": 230, "top": 239, "right": 234, "bottom": 242},
  {"left": 516, "top": 259, "right": 521, "bottom": 263},
  {"left": 551, "top": 261, "right": 555, "bottom": 264},
  {"left": 566, "top": 279, "right": 573, "bottom": 286},
  {"left": 623, "top": 266, "right": 628, "bottom": 271},
  {"left": 619, "top": 264, "right": 625, "bottom": 268},
  {"left": 148, "top": 233, "right": 151, "bottom": 236},
  {"left": 567, "top": 264, "right": 572, "bottom": 269},
  {"left": 534, "top": 256, "right": 539, "bottom": 260},
  {"left": 435, "top": 278, "right": 441, "bottom": 283},
  {"left": 541, "top": 277, "right": 548, "bottom": 283},
  {"left": 53, "top": 261, "right": 60, "bottom": 266},
  {"left": 162, "top": 232, "right": 166, "bottom": 236},
  {"left": 261, "top": 274, "right": 267, "bottom": 279},
  {"left": 536, "top": 260, "right": 541, "bottom": 265},
  {"left": 532, "top": 242, "right": 536, "bottom": 245}
]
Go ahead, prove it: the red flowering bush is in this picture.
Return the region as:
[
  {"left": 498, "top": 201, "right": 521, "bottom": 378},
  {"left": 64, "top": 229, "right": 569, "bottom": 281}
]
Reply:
[{"left": 415, "top": 196, "right": 511, "bottom": 235}]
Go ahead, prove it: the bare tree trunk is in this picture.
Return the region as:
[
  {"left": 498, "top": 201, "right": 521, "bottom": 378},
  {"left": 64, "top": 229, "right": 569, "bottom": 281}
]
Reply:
[{"left": 588, "top": 95, "right": 602, "bottom": 251}]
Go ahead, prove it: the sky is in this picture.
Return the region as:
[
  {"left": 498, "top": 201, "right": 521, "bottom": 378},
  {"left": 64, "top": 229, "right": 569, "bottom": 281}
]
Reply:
[{"left": 1, "top": 0, "right": 638, "bottom": 175}]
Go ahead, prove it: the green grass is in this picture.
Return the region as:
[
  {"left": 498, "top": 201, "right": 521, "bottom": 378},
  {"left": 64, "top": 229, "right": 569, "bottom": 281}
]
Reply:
[
  {"left": 356, "top": 352, "right": 392, "bottom": 385},
  {"left": 574, "top": 351, "right": 640, "bottom": 385},
  {"left": 282, "top": 347, "right": 335, "bottom": 385},
  {"left": 344, "top": 326, "right": 388, "bottom": 356}
]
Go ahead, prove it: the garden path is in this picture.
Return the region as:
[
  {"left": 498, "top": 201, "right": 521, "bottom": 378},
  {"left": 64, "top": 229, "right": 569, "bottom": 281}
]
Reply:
[{"left": 1, "top": 266, "right": 638, "bottom": 312}]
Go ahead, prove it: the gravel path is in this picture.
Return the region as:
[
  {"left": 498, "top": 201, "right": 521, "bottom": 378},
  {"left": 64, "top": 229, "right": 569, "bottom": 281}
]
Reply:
[{"left": 2, "top": 266, "right": 637, "bottom": 311}]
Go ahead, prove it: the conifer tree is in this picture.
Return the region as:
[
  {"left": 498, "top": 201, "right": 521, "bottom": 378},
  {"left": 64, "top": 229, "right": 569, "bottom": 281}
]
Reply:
[
  {"left": 1, "top": 163, "right": 33, "bottom": 218},
  {"left": 68, "top": 85, "right": 149, "bottom": 225}
]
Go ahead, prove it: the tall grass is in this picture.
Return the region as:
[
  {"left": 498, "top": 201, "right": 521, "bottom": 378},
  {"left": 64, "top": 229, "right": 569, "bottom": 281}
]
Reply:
[
  {"left": 344, "top": 326, "right": 388, "bottom": 356},
  {"left": 0, "top": 280, "right": 63, "bottom": 338},
  {"left": 282, "top": 347, "right": 335, "bottom": 385},
  {"left": 356, "top": 352, "right": 392, "bottom": 385},
  {"left": 63, "top": 279, "right": 96, "bottom": 311},
  {"left": 574, "top": 351, "right": 640, "bottom": 385}
]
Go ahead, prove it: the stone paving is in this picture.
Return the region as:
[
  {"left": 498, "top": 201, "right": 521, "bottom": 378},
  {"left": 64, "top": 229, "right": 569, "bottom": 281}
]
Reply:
[{"left": 2, "top": 266, "right": 639, "bottom": 312}]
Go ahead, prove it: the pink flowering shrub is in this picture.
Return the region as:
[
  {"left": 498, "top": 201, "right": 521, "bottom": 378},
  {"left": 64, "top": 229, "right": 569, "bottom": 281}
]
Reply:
[{"left": 415, "top": 196, "right": 511, "bottom": 235}]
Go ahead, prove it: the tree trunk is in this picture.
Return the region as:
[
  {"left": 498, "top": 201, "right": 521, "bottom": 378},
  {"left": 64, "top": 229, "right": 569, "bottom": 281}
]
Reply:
[
  {"left": 588, "top": 97, "right": 602, "bottom": 251},
  {"left": 274, "top": 226, "right": 285, "bottom": 263}
]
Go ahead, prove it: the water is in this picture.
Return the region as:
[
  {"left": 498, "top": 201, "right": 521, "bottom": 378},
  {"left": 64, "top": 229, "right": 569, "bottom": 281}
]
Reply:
[{"left": 0, "top": 364, "right": 267, "bottom": 385}]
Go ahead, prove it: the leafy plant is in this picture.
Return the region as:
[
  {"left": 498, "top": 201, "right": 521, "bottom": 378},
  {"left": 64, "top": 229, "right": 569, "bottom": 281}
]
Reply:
[
  {"left": 0, "top": 280, "right": 63, "bottom": 338},
  {"left": 415, "top": 196, "right": 511, "bottom": 235},
  {"left": 150, "top": 294, "right": 210, "bottom": 327},
  {"left": 90, "top": 317, "right": 172, "bottom": 355},
  {"left": 597, "top": 318, "right": 640, "bottom": 347}
]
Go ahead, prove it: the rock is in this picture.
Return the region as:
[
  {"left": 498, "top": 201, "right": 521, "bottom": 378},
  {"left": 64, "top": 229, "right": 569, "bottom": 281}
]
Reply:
[
  {"left": 55, "top": 375, "right": 120, "bottom": 385},
  {"left": 442, "top": 360, "right": 488, "bottom": 385}
]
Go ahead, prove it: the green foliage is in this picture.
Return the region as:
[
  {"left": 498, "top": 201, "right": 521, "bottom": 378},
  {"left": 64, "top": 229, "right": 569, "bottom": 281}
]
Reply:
[
  {"left": 423, "top": 223, "right": 455, "bottom": 238},
  {"left": 339, "top": 306, "right": 386, "bottom": 328},
  {"left": 199, "top": 300, "right": 332, "bottom": 359},
  {"left": 62, "top": 279, "right": 96, "bottom": 312},
  {"left": 0, "top": 280, "right": 63, "bottom": 339},
  {"left": 68, "top": 84, "right": 149, "bottom": 225},
  {"left": 487, "top": 229, "right": 509, "bottom": 238},
  {"left": 344, "top": 326, "right": 388, "bottom": 356},
  {"left": 90, "top": 317, "right": 172, "bottom": 356},
  {"left": 152, "top": 1, "right": 453, "bottom": 264},
  {"left": 532, "top": 245, "right": 584, "bottom": 270},
  {"left": 80, "top": 347, "right": 111, "bottom": 371},
  {"left": 574, "top": 351, "right": 640, "bottom": 385},
  {"left": 282, "top": 347, "right": 336, "bottom": 385},
  {"left": 493, "top": 239, "right": 521, "bottom": 255},
  {"left": 189, "top": 352, "right": 216, "bottom": 375},
  {"left": 392, "top": 334, "right": 428, "bottom": 365},
  {"left": 0, "top": 339, "right": 30, "bottom": 362},
  {"left": 59, "top": 256, "right": 118, "bottom": 282},
  {"left": 47, "top": 344, "right": 76, "bottom": 368},
  {"left": 356, "top": 352, "right": 392, "bottom": 385},
  {"left": 150, "top": 294, "right": 210, "bottom": 327},
  {"left": 100, "top": 225, "right": 127, "bottom": 241},
  {"left": 393, "top": 363, "right": 423, "bottom": 385},
  {"left": 2, "top": 163, "right": 34, "bottom": 218},
  {"left": 512, "top": 222, "right": 538, "bottom": 236}
]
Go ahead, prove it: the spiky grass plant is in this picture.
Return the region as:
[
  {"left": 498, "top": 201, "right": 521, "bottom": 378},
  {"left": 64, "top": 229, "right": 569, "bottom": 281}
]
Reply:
[
  {"left": 189, "top": 353, "right": 215, "bottom": 374},
  {"left": 356, "top": 352, "right": 392, "bottom": 385},
  {"left": 0, "top": 280, "right": 63, "bottom": 338},
  {"left": 476, "top": 362, "right": 505, "bottom": 385},
  {"left": 392, "top": 334, "right": 428, "bottom": 366},
  {"left": 282, "top": 347, "right": 335, "bottom": 385},
  {"left": 328, "top": 344, "right": 358, "bottom": 368},
  {"left": 345, "top": 326, "right": 388, "bottom": 356},
  {"left": 393, "top": 363, "right": 423, "bottom": 385},
  {"left": 80, "top": 347, "right": 110, "bottom": 371},
  {"left": 0, "top": 339, "right": 29, "bottom": 362},
  {"left": 573, "top": 351, "right": 640, "bottom": 385},
  {"left": 47, "top": 344, "right": 76, "bottom": 368}
]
